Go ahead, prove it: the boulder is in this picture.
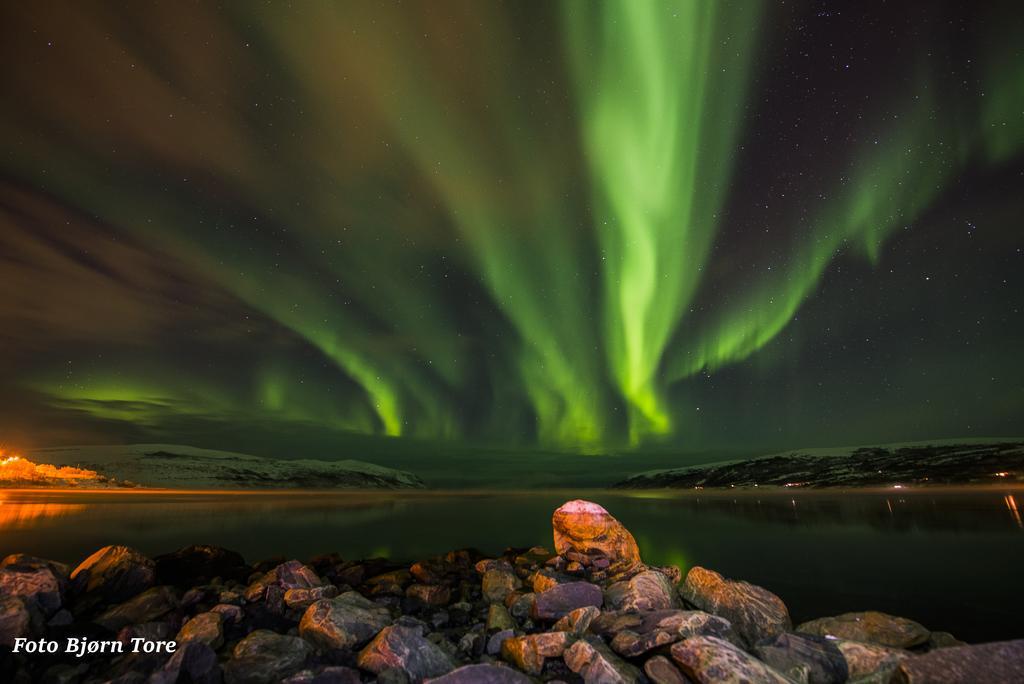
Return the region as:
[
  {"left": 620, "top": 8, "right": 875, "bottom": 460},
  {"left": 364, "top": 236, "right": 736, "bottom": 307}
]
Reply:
[
  {"left": 501, "top": 631, "right": 574, "bottom": 676},
  {"left": 94, "top": 585, "right": 177, "bottom": 631},
  {"left": 357, "top": 623, "right": 455, "bottom": 682},
  {"left": 796, "top": 611, "right": 930, "bottom": 649},
  {"left": 552, "top": 500, "right": 643, "bottom": 578},
  {"left": 833, "top": 639, "right": 910, "bottom": 681},
  {"left": 670, "top": 635, "right": 793, "bottom": 684},
  {"left": 154, "top": 545, "right": 248, "bottom": 586},
  {"left": 644, "top": 655, "right": 689, "bottom": 684},
  {"left": 0, "top": 564, "right": 63, "bottom": 617},
  {"left": 563, "top": 635, "right": 643, "bottom": 683},
  {"left": 552, "top": 605, "right": 600, "bottom": 636},
  {"left": 177, "top": 611, "right": 225, "bottom": 649},
  {"left": 753, "top": 632, "right": 849, "bottom": 684},
  {"left": 150, "top": 641, "right": 220, "bottom": 684},
  {"left": 424, "top": 663, "right": 532, "bottom": 683},
  {"left": 605, "top": 569, "right": 679, "bottom": 612},
  {"left": 69, "top": 545, "right": 155, "bottom": 610},
  {"left": 299, "top": 591, "right": 392, "bottom": 650},
  {"left": 604, "top": 609, "right": 736, "bottom": 657},
  {"left": 0, "top": 596, "right": 33, "bottom": 647},
  {"left": 531, "top": 581, "right": 603, "bottom": 620},
  {"left": 891, "top": 639, "right": 1024, "bottom": 684},
  {"left": 224, "top": 630, "right": 312, "bottom": 684},
  {"left": 680, "top": 566, "right": 791, "bottom": 646}
]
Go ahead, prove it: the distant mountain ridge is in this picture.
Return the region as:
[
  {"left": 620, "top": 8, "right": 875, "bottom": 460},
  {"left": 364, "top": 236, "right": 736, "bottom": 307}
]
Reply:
[
  {"left": 614, "top": 439, "right": 1024, "bottom": 489},
  {"left": 27, "top": 444, "right": 425, "bottom": 489}
]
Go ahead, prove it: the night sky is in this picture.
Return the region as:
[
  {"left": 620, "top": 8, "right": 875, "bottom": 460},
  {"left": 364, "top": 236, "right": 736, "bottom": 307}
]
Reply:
[{"left": 1, "top": 1, "right": 1022, "bottom": 461}]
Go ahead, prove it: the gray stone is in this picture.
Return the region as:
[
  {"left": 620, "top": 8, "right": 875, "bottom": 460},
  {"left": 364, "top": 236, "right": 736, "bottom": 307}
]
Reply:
[
  {"left": 532, "top": 581, "right": 603, "bottom": 620},
  {"left": 487, "top": 628, "right": 515, "bottom": 656},
  {"left": 754, "top": 632, "right": 848, "bottom": 684},
  {"left": 425, "top": 663, "right": 532, "bottom": 683},
  {"left": 671, "top": 635, "right": 793, "bottom": 684},
  {"left": 299, "top": 591, "right": 391, "bottom": 650},
  {"left": 224, "top": 630, "right": 312, "bottom": 684},
  {"left": 357, "top": 623, "right": 456, "bottom": 682},
  {"left": 680, "top": 566, "right": 791, "bottom": 646},
  {"left": 94, "top": 585, "right": 177, "bottom": 631},
  {"left": 796, "top": 611, "right": 930, "bottom": 649},
  {"left": 606, "top": 609, "right": 736, "bottom": 657},
  {"left": 891, "top": 639, "right": 1024, "bottom": 684}
]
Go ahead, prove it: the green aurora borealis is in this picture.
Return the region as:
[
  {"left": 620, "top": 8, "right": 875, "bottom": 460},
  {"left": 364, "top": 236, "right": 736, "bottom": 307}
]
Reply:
[{"left": 1, "top": 1, "right": 1022, "bottom": 458}]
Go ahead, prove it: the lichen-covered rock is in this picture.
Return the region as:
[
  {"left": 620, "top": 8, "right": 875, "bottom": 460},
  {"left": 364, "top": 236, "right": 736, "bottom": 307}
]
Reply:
[
  {"left": 0, "top": 563, "right": 63, "bottom": 617},
  {"left": 833, "top": 639, "right": 910, "bottom": 681},
  {"left": 604, "top": 609, "right": 736, "bottom": 657},
  {"left": 890, "top": 639, "right": 1024, "bottom": 683},
  {"left": 680, "top": 566, "right": 791, "bottom": 646},
  {"left": 154, "top": 545, "right": 248, "bottom": 586},
  {"left": 644, "top": 655, "right": 689, "bottom": 684},
  {"left": 671, "top": 635, "right": 793, "bottom": 684},
  {"left": 406, "top": 583, "right": 451, "bottom": 607},
  {"left": 285, "top": 585, "right": 339, "bottom": 610},
  {"left": 796, "top": 611, "right": 930, "bottom": 649},
  {"left": 176, "top": 611, "right": 225, "bottom": 649},
  {"left": 425, "top": 663, "right": 532, "bottom": 683},
  {"left": 224, "top": 630, "right": 312, "bottom": 684},
  {"left": 70, "top": 545, "right": 155, "bottom": 610},
  {"left": 605, "top": 569, "right": 679, "bottom": 612},
  {"left": 94, "top": 585, "right": 177, "bottom": 631},
  {"left": 531, "top": 581, "right": 603, "bottom": 620},
  {"left": 501, "top": 631, "right": 573, "bottom": 676},
  {"left": 357, "top": 623, "right": 455, "bottom": 682},
  {"left": 552, "top": 500, "right": 643, "bottom": 578},
  {"left": 245, "top": 559, "right": 323, "bottom": 602},
  {"left": 299, "top": 591, "right": 391, "bottom": 650},
  {"left": 563, "top": 635, "right": 643, "bottom": 684},
  {"left": 552, "top": 605, "right": 600, "bottom": 636},
  {"left": 753, "top": 632, "right": 848, "bottom": 684}
]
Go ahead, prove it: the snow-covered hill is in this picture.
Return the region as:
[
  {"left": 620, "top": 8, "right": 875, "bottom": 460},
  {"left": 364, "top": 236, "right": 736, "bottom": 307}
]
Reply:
[{"left": 26, "top": 444, "right": 425, "bottom": 489}]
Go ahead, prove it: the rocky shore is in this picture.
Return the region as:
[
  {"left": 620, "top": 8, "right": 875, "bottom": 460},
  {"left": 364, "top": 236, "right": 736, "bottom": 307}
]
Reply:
[{"left": 1, "top": 499, "right": 1021, "bottom": 684}]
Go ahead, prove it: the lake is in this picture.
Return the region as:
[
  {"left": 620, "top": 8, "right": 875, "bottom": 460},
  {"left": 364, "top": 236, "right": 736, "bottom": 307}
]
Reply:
[{"left": 1, "top": 487, "right": 1022, "bottom": 644}]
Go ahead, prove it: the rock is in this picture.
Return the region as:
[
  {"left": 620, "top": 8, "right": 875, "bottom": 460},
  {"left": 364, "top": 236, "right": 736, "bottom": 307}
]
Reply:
[
  {"left": 0, "top": 596, "right": 32, "bottom": 647},
  {"left": 177, "top": 610, "right": 225, "bottom": 649},
  {"left": 796, "top": 611, "right": 930, "bottom": 649},
  {"left": 285, "top": 585, "right": 339, "bottom": 610},
  {"left": 154, "top": 544, "right": 248, "bottom": 586},
  {"left": 605, "top": 569, "right": 679, "bottom": 612},
  {"left": 753, "top": 632, "right": 848, "bottom": 684},
  {"left": 223, "top": 630, "right": 312, "bottom": 684},
  {"left": 605, "top": 609, "right": 736, "bottom": 657},
  {"left": 833, "top": 639, "right": 910, "bottom": 681},
  {"left": 551, "top": 500, "right": 643, "bottom": 578},
  {"left": 487, "top": 628, "right": 515, "bottom": 656},
  {"left": 487, "top": 603, "right": 516, "bottom": 632},
  {"left": 480, "top": 562, "right": 521, "bottom": 604},
  {"left": 406, "top": 583, "right": 451, "bottom": 607},
  {"left": 680, "top": 566, "right": 791, "bottom": 646},
  {"left": 531, "top": 568, "right": 575, "bottom": 593},
  {"left": 94, "top": 585, "right": 177, "bottom": 631},
  {"left": 245, "top": 560, "right": 323, "bottom": 601},
  {"left": 151, "top": 641, "right": 220, "bottom": 684},
  {"left": 69, "top": 545, "right": 155, "bottom": 610},
  {"left": 563, "top": 635, "right": 643, "bottom": 684},
  {"left": 505, "top": 591, "right": 536, "bottom": 619},
  {"left": 501, "top": 631, "right": 574, "bottom": 676},
  {"left": 282, "top": 666, "right": 362, "bottom": 684},
  {"left": 0, "top": 556, "right": 65, "bottom": 616},
  {"left": 926, "top": 631, "right": 966, "bottom": 650},
  {"left": 1, "top": 553, "right": 71, "bottom": 580},
  {"left": 358, "top": 623, "right": 456, "bottom": 682},
  {"left": 644, "top": 655, "right": 689, "bottom": 684},
  {"left": 424, "top": 663, "right": 532, "bottom": 683},
  {"left": 892, "top": 639, "right": 1024, "bottom": 683},
  {"left": 552, "top": 605, "right": 600, "bottom": 636},
  {"left": 531, "top": 581, "right": 603, "bottom": 620},
  {"left": 212, "top": 602, "right": 245, "bottom": 623},
  {"left": 299, "top": 591, "right": 392, "bottom": 650},
  {"left": 366, "top": 569, "right": 413, "bottom": 596},
  {"left": 671, "top": 635, "right": 793, "bottom": 684},
  {"left": 48, "top": 608, "right": 73, "bottom": 626}
]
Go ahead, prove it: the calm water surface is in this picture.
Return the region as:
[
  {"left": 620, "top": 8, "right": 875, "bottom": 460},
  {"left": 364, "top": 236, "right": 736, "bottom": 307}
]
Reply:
[{"left": 1, "top": 487, "right": 1022, "bottom": 643}]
